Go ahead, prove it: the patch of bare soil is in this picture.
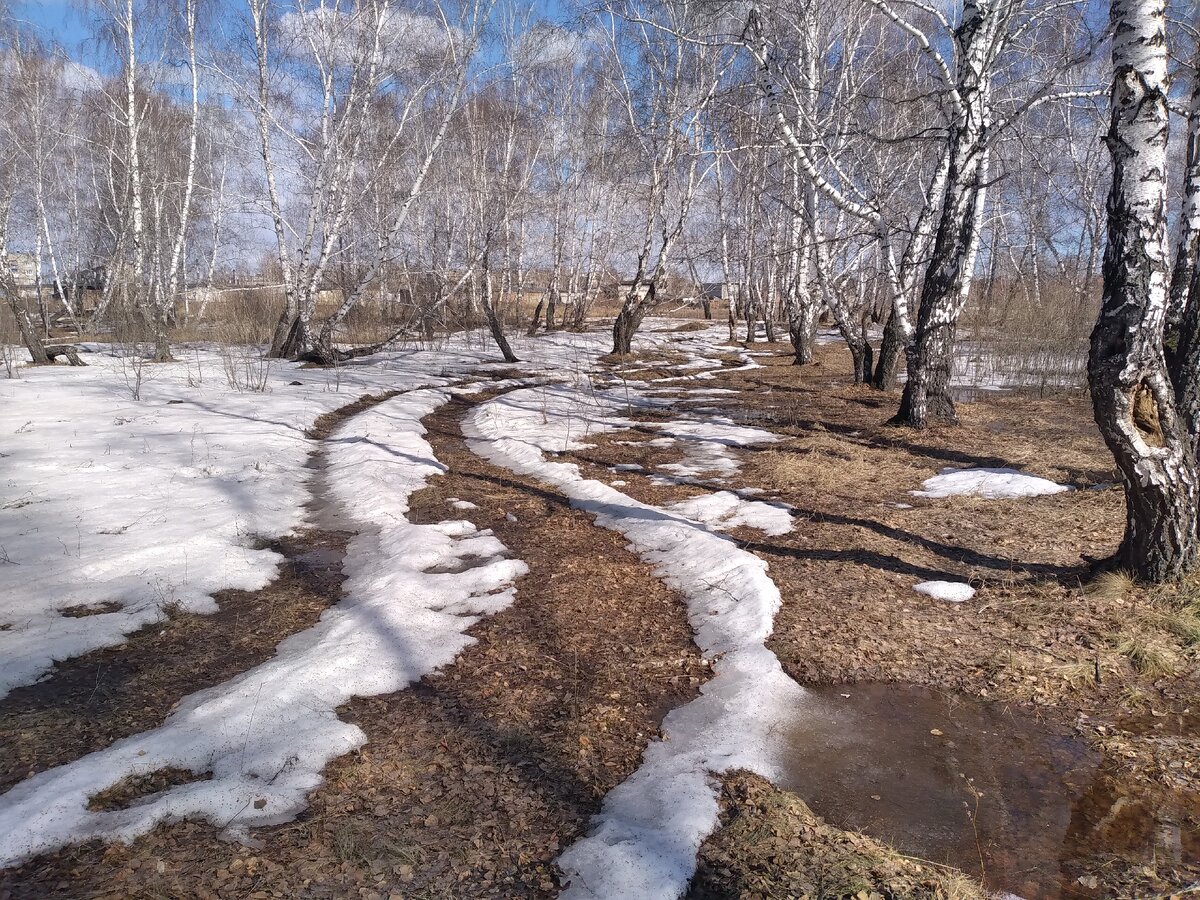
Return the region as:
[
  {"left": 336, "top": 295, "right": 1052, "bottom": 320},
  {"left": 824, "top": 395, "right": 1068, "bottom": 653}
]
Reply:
[
  {"left": 1, "top": 389, "right": 706, "bottom": 898},
  {"left": 0, "top": 393, "right": 406, "bottom": 796}
]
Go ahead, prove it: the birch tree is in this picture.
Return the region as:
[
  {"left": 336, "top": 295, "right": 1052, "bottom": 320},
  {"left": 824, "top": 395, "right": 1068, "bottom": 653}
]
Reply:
[
  {"left": 601, "top": 0, "right": 732, "bottom": 355},
  {"left": 245, "top": 0, "right": 483, "bottom": 362},
  {"left": 1089, "top": 0, "right": 1198, "bottom": 582}
]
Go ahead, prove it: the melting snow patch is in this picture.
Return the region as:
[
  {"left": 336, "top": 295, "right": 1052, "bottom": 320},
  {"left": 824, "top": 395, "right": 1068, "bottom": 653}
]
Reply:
[
  {"left": 666, "top": 492, "right": 794, "bottom": 537},
  {"left": 0, "top": 389, "right": 526, "bottom": 866},
  {"left": 447, "top": 498, "right": 478, "bottom": 511},
  {"left": 0, "top": 350, "right": 453, "bottom": 699},
  {"left": 912, "top": 467, "right": 1070, "bottom": 500},
  {"left": 913, "top": 581, "right": 976, "bottom": 603}
]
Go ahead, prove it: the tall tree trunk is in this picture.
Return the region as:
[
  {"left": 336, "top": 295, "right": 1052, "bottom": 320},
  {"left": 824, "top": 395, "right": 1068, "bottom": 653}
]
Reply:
[
  {"left": 891, "top": 1, "right": 994, "bottom": 427},
  {"left": 1, "top": 196, "right": 51, "bottom": 364},
  {"left": 1168, "top": 62, "right": 1200, "bottom": 456},
  {"left": 481, "top": 250, "right": 517, "bottom": 363},
  {"left": 1168, "top": 61, "right": 1200, "bottom": 328},
  {"left": 1090, "top": 0, "right": 1198, "bottom": 582},
  {"left": 1172, "top": 265, "right": 1200, "bottom": 456},
  {"left": 787, "top": 319, "right": 816, "bottom": 367},
  {"left": 612, "top": 283, "right": 654, "bottom": 355}
]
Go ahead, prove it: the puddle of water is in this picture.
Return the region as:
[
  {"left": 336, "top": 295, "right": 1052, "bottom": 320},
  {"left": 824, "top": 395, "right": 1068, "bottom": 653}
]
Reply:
[{"left": 777, "top": 683, "right": 1183, "bottom": 899}]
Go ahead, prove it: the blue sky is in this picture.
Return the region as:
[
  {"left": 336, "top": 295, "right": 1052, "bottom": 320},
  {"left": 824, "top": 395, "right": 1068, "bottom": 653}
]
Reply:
[
  {"left": 15, "top": 0, "right": 579, "bottom": 61},
  {"left": 14, "top": 0, "right": 90, "bottom": 52}
]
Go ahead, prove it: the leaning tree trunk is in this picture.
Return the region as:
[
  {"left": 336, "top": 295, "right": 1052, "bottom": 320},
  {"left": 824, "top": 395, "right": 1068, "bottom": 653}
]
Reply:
[
  {"left": 1089, "top": 0, "right": 1199, "bottom": 582},
  {"left": 612, "top": 283, "right": 654, "bottom": 355},
  {"left": 274, "top": 311, "right": 313, "bottom": 360},
  {"left": 526, "top": 299, "right": 544, "bottom": 337},
  {"left": 269, "top": 297, "right": 301, "bottom": 358},
  {"left": 481, "top": 252, "right": 518, "bottom": 363},
  {"left": 6, "top": 293, "right": 51, "bottom": 365},
  {"left": 891, "top": 2, "right": 993, "bottom": 427}
]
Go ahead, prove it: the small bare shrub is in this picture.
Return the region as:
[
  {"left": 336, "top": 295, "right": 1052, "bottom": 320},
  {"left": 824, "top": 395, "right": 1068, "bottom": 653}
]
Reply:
[{"left": 219, "top": 341, "right": 272, "bottom": 393}]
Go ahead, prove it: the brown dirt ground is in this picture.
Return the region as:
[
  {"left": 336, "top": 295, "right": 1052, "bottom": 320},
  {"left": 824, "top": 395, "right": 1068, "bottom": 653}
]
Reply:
[
  {"left": 550, "top": 338, "right": 1200, "bottom": 898},
  {"left": 0, "top": 388, "right": 707, "bottom": 899}
]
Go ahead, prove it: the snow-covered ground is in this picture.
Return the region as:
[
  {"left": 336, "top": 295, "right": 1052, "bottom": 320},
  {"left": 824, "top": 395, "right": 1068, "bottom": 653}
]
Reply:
[
  {"left": 0, "top": 332, "right": 618, "bottom": 699},
  {"left": 0, "top": 387, "right": 529, "bottom": 865}
]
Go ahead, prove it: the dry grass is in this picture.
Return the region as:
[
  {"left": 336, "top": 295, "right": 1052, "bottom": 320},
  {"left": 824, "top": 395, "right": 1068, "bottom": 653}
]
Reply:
[
  {"left": 751, "top": 432, "right": 926, "bottom": 501},
  {"left": 1115, "top": 631, "right": 1180, "bottom": 678},
  {"left": 1088, "top": 569, "right": 1135, "bottom": 603},
  {"left": 691, "top": 773, "right": 987, "bottom": 900},
  {"left": 1093, "top": 571, "right": 1200, "bottom": 677}
]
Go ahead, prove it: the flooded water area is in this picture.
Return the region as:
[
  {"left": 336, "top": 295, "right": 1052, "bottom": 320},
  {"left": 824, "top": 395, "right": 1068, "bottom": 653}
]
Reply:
[{"left": 779, "top": 683, "right": 1199, "bottom": 899}]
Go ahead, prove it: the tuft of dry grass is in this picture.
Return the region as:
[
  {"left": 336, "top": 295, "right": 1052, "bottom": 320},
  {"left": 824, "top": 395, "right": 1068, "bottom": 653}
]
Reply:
[
  {"left": 1053, "top": 659, "right": 1101, "bottom": 692},
  {"left": 1088, "top": 569, "right": 1135, "bottom": 603},
  {"left": 1147, "top": 605, "right": 1200, "bottom": 647},
  {"left": 1115, "top": 631, "right": 1180, "bottom": 678},
  {"left": 1097, "top": 571, "right": 1200, "bottom": 678}
]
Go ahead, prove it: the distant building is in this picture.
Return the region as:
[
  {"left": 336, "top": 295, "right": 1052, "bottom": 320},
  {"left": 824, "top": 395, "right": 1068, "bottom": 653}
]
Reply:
[
  {"left": 53, "top": 265, "right": 109, "bottom": 315},
  {"left": 700, "top": 282, "right": 743, "bottom": 302},
  {"left": 8, "top": 253, "right": 37, "bottom": 289}
]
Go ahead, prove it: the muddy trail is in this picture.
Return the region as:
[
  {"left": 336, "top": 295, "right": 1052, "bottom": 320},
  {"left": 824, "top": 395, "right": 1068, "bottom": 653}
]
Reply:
[
  {"left": 1, "top": 386, "right": 708, "bottom": 898},
  {"left": 0, "top": 392, "right": 402, "bottom": 796}
]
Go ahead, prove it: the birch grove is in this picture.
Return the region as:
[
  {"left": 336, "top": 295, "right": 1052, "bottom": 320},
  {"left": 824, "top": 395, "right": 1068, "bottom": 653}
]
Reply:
[{"left": 7, "top": 0, "right": 1200, "bottom": 579}]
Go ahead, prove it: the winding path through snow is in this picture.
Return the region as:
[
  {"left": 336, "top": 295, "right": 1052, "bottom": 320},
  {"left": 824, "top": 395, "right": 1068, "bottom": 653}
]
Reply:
[{"left": 464, "top": 377, "right": 809, "bottom": 899}]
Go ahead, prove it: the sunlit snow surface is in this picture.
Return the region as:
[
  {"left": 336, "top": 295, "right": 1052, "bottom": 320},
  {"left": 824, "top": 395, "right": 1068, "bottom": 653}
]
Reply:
[
  {"left": 665, "top": 491, "right": 794, "bottom": 537},
  {"left": 0, "top": 321, "right": 803, "bottom": 878},
  {"left": 0, "top": 388, "right": 528, "bottom": 866},
  {"left": 912, "top": 467, "right": 1071, "bottom": 500},
  {"left": 0, "top": 348, "right": 440, "bottom": 698},
  {"left": 913, "top": 580, "right": 976, "bottom": 603}
]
